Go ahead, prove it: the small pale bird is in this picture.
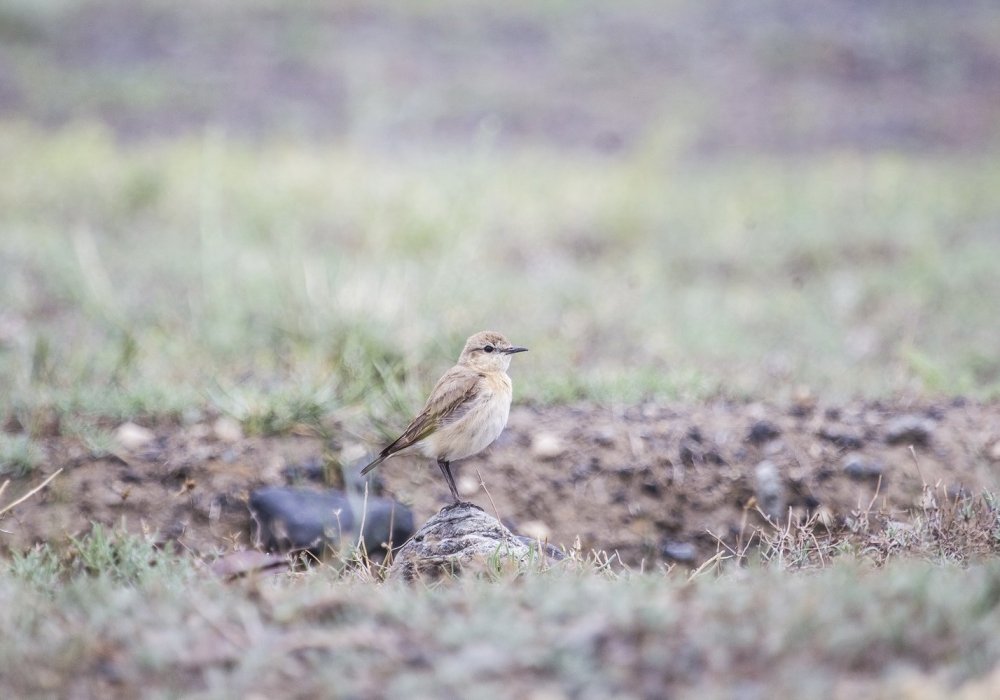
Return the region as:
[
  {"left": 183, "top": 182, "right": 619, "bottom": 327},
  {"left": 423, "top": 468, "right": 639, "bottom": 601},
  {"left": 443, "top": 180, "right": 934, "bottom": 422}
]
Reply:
[{"left": 361, "top": 331, "right": 528, "bottom": 502}]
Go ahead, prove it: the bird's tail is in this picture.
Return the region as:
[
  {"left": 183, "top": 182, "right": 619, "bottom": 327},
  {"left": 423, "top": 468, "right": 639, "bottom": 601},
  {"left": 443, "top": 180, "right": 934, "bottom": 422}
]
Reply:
[{"left": 360, "top": 453, "right": 388, "bottom": 476}]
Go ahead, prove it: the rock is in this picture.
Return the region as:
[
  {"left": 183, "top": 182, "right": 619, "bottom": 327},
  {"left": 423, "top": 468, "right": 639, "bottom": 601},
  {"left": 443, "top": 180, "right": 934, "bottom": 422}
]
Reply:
[
  {"left": 885, "top": 415, "right": 934, "bottom": 447},
  {"left": 114, "top": 422, "right": 155, "bottom": 451},
  {"left": 213, "top": 416, "right": 243, "bottom": 443},
  {"left": 531, "top": 433, "right": 565, "bottom": 460},
  {"left": 747, "top": 420, "right": 781, "bottom": 445},
  {"left": 388, "top": 502, "right": 533, "bottom": 581},
  {"left": 988, "top": 441, "right": 1000, "bottom": 463},
  {"left": 518, "top": 519, "right": 552, "bottom": 542},
  {"left": 592, "top": 427, "right": 616, "bottom": 446},
  {"left": 817, "top": 425, "right": 865, "bottom": 450},
  {"left": 661, "top": 541, "right": 698, "bottom": 564},
  {"left": 754, "top": 460, "right": 786, "bottom": 521},
  {"left": 249, "top": 487, "right": 414, "bottom": 558},
  {"left": 457, "top": 473, "right": 480, "bottom": 497},
  {"left": 843, "top": 455, "right": 884, "bottom": 481},
  {"left": 679, "top": 433, "right": 726, "bottom": 467}
]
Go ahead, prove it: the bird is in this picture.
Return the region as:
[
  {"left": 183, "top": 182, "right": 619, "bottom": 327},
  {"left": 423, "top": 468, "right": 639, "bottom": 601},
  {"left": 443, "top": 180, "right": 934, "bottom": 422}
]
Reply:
[{"left": 361, "top": 331, "right": 528, "bottom": 502}]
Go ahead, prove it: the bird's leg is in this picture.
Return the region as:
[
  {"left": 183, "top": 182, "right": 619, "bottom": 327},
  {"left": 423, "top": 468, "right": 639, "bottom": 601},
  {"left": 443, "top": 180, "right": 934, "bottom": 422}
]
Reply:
[{"left": 437, "top": 459, "right": 461, "bottom": 502}]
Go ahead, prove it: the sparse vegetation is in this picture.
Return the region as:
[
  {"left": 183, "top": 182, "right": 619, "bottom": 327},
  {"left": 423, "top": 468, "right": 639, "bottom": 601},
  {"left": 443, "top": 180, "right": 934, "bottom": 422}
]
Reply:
[{"left": 0, "top": 434, "right": 43, "bottom": 478}]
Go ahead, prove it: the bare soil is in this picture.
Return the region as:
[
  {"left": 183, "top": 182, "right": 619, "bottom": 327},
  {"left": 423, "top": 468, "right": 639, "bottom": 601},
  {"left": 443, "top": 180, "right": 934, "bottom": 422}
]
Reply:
[{"left": 4, "top": 399, "right": 999, "bottom": 567}]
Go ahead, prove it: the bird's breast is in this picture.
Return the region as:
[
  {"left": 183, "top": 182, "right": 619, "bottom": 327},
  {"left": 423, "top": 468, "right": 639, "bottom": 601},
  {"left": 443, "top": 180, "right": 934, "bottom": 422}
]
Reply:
[{"left": 425, "top": 371, "right": 512, "bottom": 461}]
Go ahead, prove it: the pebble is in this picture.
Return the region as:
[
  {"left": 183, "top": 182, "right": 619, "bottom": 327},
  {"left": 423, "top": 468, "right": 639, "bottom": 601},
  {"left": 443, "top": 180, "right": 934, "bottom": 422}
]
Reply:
[
  {"left": 747, "top": 420, "right": 781, "bottom": 445},
  {"left": 213, "top": 416, "right": 243, "bottom": 443},
  {"left": 592, "top": 427, "right": 616, "bottom": 447},
  {"left": 843, "top": 455, "right": 884, "bottom": 480},
  {"left": 519, "top": 519, "right": 552, "bottom": 542},
  {"left": 661, "top": 541, "right": 698, "bottom": 564},
  {"left": 532, "top": 433, "right": 566, "bottom": 460},
  {"left": 754, "top": 460, "right": 786, "bottom": 520},
  {"left": 884, "top": 415, "right": 934, "bottom": 446},
  {"left": 457, "top": 474, "right": 480, "bottom": 497},
  {"left": 114, "top": 422, "right": 155, "bottom": 451},
  {"left": 988, "top": 441, "right": 1000, "bottom": 463}
]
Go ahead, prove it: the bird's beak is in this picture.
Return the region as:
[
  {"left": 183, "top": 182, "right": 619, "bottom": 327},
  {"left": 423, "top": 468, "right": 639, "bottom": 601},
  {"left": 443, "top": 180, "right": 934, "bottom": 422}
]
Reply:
[{"left": 504, "top": 346, "right": 529, "bottom": 354}]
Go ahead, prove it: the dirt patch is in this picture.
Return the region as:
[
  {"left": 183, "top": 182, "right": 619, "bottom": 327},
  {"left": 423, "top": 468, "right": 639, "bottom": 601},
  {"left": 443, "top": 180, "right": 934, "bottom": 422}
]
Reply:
[{"left": 3, "top": 399, "right": 999, "bottom": 567}]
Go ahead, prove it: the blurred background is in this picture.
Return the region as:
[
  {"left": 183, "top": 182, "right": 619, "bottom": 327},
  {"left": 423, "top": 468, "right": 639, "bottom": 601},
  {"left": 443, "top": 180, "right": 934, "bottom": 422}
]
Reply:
[{"left": 2, "top": 0, "right": 999, "bottom": 428}]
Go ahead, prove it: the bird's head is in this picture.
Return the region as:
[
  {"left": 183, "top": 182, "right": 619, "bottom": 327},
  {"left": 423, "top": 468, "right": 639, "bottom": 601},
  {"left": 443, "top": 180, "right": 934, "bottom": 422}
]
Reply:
[{"left": 458, "top": 330, "right": 528, "bottom": 372}]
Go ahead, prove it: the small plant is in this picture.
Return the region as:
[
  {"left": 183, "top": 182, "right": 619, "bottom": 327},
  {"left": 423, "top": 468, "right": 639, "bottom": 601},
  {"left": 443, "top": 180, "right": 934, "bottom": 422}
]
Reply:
[
  {"left": 65, "top": 522, "right": 177, "bottom": 585},
  {"left": 0, "top": 434, "right": 44, "bottom": 477},
  {"left": 6, "top": 545, "right": 63, "bottom": 589}
]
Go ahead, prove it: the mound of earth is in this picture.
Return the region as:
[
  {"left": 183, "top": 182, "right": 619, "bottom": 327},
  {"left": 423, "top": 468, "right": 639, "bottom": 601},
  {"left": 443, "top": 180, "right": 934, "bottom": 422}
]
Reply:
[{"left": 2, "top": 400, "right": 999, "bottom": 567}]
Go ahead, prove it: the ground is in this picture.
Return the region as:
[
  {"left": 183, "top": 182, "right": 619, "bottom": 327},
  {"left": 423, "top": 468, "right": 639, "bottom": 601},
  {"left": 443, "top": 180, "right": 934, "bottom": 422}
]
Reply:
[{"left": 4, "top": 399, "right": 999, "bottom": 568}]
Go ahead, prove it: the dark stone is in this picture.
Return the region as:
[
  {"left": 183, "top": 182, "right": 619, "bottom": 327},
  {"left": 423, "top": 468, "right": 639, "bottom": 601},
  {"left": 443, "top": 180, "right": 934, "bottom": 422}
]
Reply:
[
  {"left": 747, "top": 420, "right": 781, "bottom": 445},
  {"left": 817, "top": 425, "right": 865, "bottom": 450},
  {"left": 678, "top": 442, "right": 697, "bottom": 466},
  {"left": 843, "top": 456, "right": 884, "bottom": 481},
  {"left": 679, "top": 439, "right": 726, "bottom": 467},
  {"left": 789, "top": 401, "right": 814, "bottom": 418},
  {"left": 884, "top": 415, "right": 935, "bottom": 447},
  {"left": 661, "top": 541, "right": 698, "bottom": 564},
  {"left": 800, "top": 494, "right": 821, "bottom": 510},
  {"left": 249, "top": 487, "right": 414, "bottom": 557},
  {"left": 641, "top": 480, "right": 662, "bottom": 497}
]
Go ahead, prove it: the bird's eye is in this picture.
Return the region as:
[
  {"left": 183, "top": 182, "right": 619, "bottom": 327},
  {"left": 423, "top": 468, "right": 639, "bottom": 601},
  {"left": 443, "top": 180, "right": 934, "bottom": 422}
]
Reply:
[{"left": 484, "top": 345, "right": 495, "bottom": 353}]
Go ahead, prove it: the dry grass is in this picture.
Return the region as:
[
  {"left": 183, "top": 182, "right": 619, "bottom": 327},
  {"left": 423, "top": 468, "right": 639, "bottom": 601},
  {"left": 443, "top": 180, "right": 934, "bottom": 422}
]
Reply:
[{"left": 3, "top": 512, "right": 1000, "bottom": 698}]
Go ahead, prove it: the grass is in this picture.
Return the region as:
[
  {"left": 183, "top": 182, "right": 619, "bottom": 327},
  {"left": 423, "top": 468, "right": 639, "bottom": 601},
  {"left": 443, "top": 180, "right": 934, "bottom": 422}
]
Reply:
[
  {"left": 1, "top": 0, "right": 998, "bottom": 432},
  {"left": 2, "top": 122, "right": 999, "bottom": 437},
  {"left": 2, "top": 519, "right": 1000, "bottom": 698},
  {"left": 0, "top": 433, "right": 43, "bottom": 478}
]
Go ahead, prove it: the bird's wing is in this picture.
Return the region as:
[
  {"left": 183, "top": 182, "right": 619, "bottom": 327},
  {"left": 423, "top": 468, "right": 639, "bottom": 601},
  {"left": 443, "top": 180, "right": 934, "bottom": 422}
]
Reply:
[{"left": 360, "top": 367, "right": 482, "bottom": 475}]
